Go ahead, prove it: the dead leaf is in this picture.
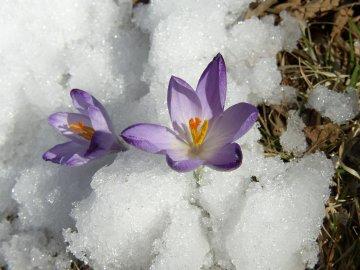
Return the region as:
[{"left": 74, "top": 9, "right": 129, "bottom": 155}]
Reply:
[
  {"left": 272, "top": 105, "right": 288, "bottom": 115},
  {"left": 292, "top": 0, "right": 340, "bottom": 20},
  {"left": 304, "top": 123, "right": 341, "bottom": 151},
  {"left": 331, "top": 8, "right": 354, "bottom": 41},
  {"left": 273, "top": 0, "right": 301, "bottom": 14},
  {"left": 245, "top": 0, "right": 278, "bottom": 19},
  {"left": 268, "top": 109, "right": 286, "bottom": 136}
]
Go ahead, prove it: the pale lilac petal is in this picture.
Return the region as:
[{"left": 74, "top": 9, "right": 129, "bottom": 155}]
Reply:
[
  {"left": 203, "top": 103, "right": 258, "bottom": 150},
  {"left": 65, "top": 154, "right": 92, "bottom": 167},
  {"left": 196, "top": 53, "right": 226, "bottom": 119},
  {"left": 84, "top": 131, "right": 119, "bottom": 159},
  {"left": 87, "top": 105, "right": 112, "bottom": 133},
  {"left": 48, "top": 112, "right": 91, "bottom": 144},
  {"left": 70, "top": 89, "right": 104, "bottom": 114},
  {"left": 42, "top": 141, "right": 89, "bottom": 167},
  {"left": 166, "top": 154, "right": 203, "bottom": 172},
  {"left": 167, "top": 76, "right": 202, "bottom": 129},
  {"left": 166, "top": 146, "right": 203, "bottom": 172},
  {"left": 121, "top": 123, "right": 187, "bottom": 154},
  {"left": 70, "top": 89, "right": 114, "bottom": 132},
  {"left": 203, "top": 143, "right": 242, "bottom": 171}
]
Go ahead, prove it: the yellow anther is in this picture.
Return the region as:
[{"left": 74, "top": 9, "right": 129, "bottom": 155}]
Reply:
[
  {"left": 69, "top": 122, "right": 95, "bottom": 140},
  {"left": 189, "top": 117, "right": 208, "bottom": 146}
]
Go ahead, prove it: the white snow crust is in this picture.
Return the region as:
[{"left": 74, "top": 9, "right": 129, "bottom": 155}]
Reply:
[
  {"left": 0, "top": 0, "right": 336, "bottom": 269},
  {"left": 280, "top": 110, "right": 307, "bottom": 155},
  {"left": 307, "top": 85, "right": 359, "bottom": 124}
]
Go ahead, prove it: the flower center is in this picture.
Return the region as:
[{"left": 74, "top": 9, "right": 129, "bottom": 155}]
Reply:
[
  {"left": 69, "top": 122, "right": 95, "bottom": 140},
  {"left": 188, "top": 117, "right": 208, "bottom": 146}
]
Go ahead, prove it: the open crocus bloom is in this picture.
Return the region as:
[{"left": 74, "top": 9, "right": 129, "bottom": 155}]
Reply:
[
  {"left": 43, "top": 89, "right": 126, "bottom": 166},
  {"left": 121, "top": 54, "right": 258, "bottom": 172}
]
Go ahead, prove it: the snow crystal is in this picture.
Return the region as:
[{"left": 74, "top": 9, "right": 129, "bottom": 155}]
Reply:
[
  {"left": 280, "top": 110, "right": 307, "bottom": 155},
  {"left": 307, "top": 85, "right": 359, "bottom": 124}
]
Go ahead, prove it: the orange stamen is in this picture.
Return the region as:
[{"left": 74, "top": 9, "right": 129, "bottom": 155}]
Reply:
[
  {"left": 189, "top": 117, "right": 208, "bottom": 146},
  {"left": 69, "top": 122, "right": 95, "bottom": 140}
]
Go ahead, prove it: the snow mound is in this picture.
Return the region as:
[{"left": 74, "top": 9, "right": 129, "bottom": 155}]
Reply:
[
  {"left": 280, "top": 110, "right": 307, "bottom": 155},
  {"left": 64, "top": 152, "right": 194, "bottom": 269},
  {"left": 226, "top": 152, "right": 334, "bottom": 270},
  {"left": 307, "top": 85, "right": 359, "bottom": 124},
  {"left": 1, "top": 230, "right": 69, "bottom": 270}
]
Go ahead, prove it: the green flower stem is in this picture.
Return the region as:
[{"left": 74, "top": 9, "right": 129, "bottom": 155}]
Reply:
[{"left": 193, "top": 166, "right": 204, "bottom": 187}]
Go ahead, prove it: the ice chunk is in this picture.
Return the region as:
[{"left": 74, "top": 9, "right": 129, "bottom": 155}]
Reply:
[
  {"left": 307, "top": 85, "right": 359, "bottom": 124},
  {"left": 280, "top": 110, "right": 307, "bottom": 155}
]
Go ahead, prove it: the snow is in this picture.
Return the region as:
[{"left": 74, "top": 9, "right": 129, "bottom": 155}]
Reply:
[
  {"left": 0, "top": 0, "right": 336, "bottom": 269},
  {"left": 225, "top": 152, "right": 333, "bottom": 270},
  {"left": 64, "top": 152, "right": 194, "bottom": 269},
  {"left": 307, "top": 85, "right": 359, "bottom": 124},
  {"left": 1, "top": 231, "right": 70, "bottom": 270},
  {"left": 280, "top": 110, "right": 307, "bottom": 155}
]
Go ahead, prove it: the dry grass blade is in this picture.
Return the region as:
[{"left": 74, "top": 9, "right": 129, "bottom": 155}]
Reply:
[
  {"left": 331, "top": 7, "right": 354, "bottom": 41},
  {"left": 304, "top": 123, "right": 342, "bottom": 152},
  {"left": 244, "top": 0, "right": 278, "bottom": 19},
  {"left": 293, "top": 0, "right": 341, "bottom": 20}
]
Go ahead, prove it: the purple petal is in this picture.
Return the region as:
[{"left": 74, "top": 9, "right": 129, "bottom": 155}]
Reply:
[
  {"left": 166, "top": 154, "right": 203, "bottom": 172},
  {"left": 48, "top": 112, "right": 91, "bottom": 144},
  {"left": 87, "top": 105, "right": 112, "bottom": 132},
  {"left": 204, "top": 143, "right": 242, "bottom": 171},
  {"left": 167, "top": 76, "right": 202, "bottom": 129},
  {"left": 121, "top": 123, "right": 187, "bottom": 154},
  {"left": 70, "top": 89, "right": 103, "bottom": 114},
  {"left": 165, "top": 145, "right": 203, "bottom": 172},
  {"left": 203, "top": 102, "right": 258, "bottom": 149},
  {"left": 42, "top": 141, "right": 89, "bottom": 167},
  {"left": 196, "top": 53, "right": 226, "bottom": 119},
  {"left": 84, "top": 131, "right": 118, "bottom": 159},
  {"left": 70, "top": 89, "right": 115, "bottom": 132}
]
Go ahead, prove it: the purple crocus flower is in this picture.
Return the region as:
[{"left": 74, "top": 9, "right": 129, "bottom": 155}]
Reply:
[
  {"left": 43, "top": 89, "right": 126, "bottom": 166},
  {"left": 121, "top": 53, "right": 258, "bottom": 172}
]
